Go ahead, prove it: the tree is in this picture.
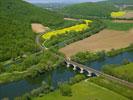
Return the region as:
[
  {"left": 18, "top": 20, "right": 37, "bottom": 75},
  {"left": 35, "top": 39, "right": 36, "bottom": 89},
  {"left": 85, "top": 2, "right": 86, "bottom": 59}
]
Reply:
[
  {"left": 122, "top": 59, "right": 130, "bottom": 65},
  {"left": 0, "top": 63, "right": 5, "bottom": 73}
]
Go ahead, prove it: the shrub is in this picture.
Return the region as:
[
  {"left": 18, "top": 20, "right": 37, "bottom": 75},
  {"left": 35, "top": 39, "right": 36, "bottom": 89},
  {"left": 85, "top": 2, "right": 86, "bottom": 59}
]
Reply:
[
  {"left": 59, "top": 83, "right": 72, "bottom": 96},
  {"left": 122, "top": 59, "right": 130, "bottom": 65},
  {"left": 69, "top": 74, "right": 86, "bottom": 84}
]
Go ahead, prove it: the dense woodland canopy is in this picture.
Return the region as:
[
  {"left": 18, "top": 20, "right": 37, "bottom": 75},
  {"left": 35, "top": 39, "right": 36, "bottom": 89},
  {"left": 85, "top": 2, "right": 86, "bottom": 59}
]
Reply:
[
  {"left": 107, "top": 0, "right": 133, "bottom": 5},
  {"left": 58, "top": 0, "right": 133, "bottom": 18},
  {"left": 0, "top": 0, "right": 64, "bottom": 62},
  {"left": 60, "top": 2, "right": 119, "bottom": 18}
]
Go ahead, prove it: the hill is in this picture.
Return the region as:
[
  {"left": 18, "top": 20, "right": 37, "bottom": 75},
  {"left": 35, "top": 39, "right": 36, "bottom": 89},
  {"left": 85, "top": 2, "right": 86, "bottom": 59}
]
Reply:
[
  {"left": 60, "top": 2, "right": 119, "bottom": 18},
  {"left": 107, "top": 0, "right": 133, "bottom": 5},
  {"left": 0, "top": 0, "right": 63, "bottom": 62}
]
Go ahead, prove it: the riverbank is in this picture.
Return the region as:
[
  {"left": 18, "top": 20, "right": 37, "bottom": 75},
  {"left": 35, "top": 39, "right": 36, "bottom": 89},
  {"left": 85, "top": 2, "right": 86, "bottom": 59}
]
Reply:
[{"left": 33, "top": 77, "right": 133, "bottom": 100}]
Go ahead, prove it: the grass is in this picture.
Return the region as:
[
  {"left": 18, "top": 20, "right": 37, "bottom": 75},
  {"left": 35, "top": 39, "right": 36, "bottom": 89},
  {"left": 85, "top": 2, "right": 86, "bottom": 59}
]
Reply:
[
  {"left": 89, "top": 77, "right": 133, "bottom": 99},
  {"left": 111, "top": 11, "right": 126, "bottom": 17},
  {"left": 104, "top": 20, "right": 133, "bottom": 31},
  {"left": 34, "top": 80, "right": 129, "bottom": 100},
  {"left": 102, "top": 63, "right": 133, "bottom": 82}
]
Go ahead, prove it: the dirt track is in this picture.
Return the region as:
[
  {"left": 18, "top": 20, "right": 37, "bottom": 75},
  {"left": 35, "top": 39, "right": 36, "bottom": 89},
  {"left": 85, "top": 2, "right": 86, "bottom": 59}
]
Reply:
[{"left": 60, "top": 29, "right": 133, "bottom": 57}]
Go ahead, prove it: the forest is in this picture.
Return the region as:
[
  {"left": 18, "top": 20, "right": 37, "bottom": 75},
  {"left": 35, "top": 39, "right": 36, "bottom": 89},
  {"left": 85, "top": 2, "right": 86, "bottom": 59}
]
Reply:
[{"left": 0, "top": 0, "right": 64, "bottom": 62}]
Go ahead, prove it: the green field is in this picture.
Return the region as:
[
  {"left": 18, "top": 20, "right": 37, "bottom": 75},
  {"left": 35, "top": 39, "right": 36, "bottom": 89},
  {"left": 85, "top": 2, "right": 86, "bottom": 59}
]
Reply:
[
  {"left": 104, "top": 20, "right": 133, "bottom": 31},
  {"left": 102, "top": 63, "right": 133, "bottom": 82},
  {"left": 34, "top": 80, "right": 129, "bottom": 100}
]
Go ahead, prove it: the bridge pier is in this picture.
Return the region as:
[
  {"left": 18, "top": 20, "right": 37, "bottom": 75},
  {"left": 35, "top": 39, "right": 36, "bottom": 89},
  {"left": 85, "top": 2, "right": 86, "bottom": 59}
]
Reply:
[
  {"left": 87, "top": 71, "right": 92, "bottom": 77},
  {"left": 80, "top": 68, "right": 84, "bottom": 73},
  {"left": 66, "top": 62, "right": 70, "bottom": 68},
  {"left": 73, "top": 64, "right": 77, "bottom": 71}
]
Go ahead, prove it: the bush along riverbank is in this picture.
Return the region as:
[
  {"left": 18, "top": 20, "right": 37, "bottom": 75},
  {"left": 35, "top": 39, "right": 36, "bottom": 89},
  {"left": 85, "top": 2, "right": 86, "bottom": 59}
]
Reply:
[
  {"left": 0, "top": 51, "right": 64, "bottom": 84},
  {"left": 14, "top": 74, "right": 86, "bottom": 100},
  {"left": 71, "top": 44, "right": 133, "bottom": 64}
]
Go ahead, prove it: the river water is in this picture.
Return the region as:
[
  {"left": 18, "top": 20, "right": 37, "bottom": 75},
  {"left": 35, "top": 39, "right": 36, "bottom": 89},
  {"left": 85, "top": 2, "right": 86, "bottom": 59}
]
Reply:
[{"left": 0, "top": 51, "right": 133, "bottom": 100}]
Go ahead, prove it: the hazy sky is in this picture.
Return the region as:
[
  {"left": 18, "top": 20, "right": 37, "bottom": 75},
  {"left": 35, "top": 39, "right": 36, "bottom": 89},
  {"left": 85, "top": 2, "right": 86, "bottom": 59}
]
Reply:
[{"left": 26, "top": 0, "right": 104, "bottom": 3}]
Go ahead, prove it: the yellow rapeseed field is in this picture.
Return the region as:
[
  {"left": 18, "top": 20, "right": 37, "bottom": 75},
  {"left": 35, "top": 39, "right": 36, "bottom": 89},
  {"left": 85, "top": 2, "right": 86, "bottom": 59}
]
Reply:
[
  {"left": 111, "top": 11, "right": 126, "bottom": 17},
  {"left": 42, "top": 20, "right": 92, "bottom": 40}
]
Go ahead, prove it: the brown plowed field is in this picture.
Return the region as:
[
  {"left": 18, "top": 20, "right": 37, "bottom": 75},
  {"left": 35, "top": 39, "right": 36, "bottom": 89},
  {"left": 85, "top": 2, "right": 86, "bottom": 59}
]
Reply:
[
  {"left": 60, "top": 29, "right": 133, "bottom": 57},
  {"left": 31, "top": 23, "right": 49, "bottom": 33}
]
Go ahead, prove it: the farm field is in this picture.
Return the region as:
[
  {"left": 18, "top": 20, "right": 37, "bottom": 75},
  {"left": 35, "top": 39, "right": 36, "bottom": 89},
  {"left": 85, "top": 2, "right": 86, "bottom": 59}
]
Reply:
[
  {"left": 31, "top": 23, "right": 49, "bottom": 33},
  {"left": 42, "top": 20, "right": 92, "bottom": 40},
  {"left": 34, "top": 80, "right": 129, "bottom": 100},
  {"left": 60, "top": 29, "right": 133, "bottom": 57},
  {"left": 119, "top": 11, "right": 133, "bottom": 18},
  {"left": 111, "top": 11, "right": 126, "bottom": 17},
  {"left": 111, "top": 11, "right": 133, "bottom": 18}
]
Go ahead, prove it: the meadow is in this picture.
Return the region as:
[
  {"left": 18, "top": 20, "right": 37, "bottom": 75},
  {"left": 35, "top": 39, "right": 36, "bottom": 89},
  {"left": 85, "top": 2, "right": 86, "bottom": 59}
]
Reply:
[{"left": 34, "top": 78, "right": 131, "bottom": 100}]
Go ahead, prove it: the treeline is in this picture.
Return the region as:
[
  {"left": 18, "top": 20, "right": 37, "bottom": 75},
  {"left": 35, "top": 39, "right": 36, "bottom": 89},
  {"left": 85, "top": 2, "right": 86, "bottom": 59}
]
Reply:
[
  {"left": 71, "top": 44, "right": 133, "bottom": 64},
  {"left": 59, "top": 2, "right": 119, "bottom": 19},
  {"left": 0, "top": 0, "right": 63, "bottom": 62},
  {"left": 107, "top": 0, "right": 133, "bottom": 5},
  {"left": 44, "top": 20, "right": 105, "bottom": 49},
  {"left": 124, "top": 6, "right": 133, "bottom": 10}
]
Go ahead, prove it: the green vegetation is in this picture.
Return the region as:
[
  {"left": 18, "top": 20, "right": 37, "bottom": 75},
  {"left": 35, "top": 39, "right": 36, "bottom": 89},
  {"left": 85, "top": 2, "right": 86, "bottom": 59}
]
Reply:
[
  {"left": 90, "top": 77, "right": 133, "bottom": 99},
  {"left": 43, "top": 20, "right": 105, "bottom": 49},
  {"left": 71, "top": 44, "right": 133, "bottom": 64},
  {"left": 33, "top": 79, "right": 130, "bottom": 100},
  {"left": 104, "top": 20, "right": 133, "bottom": 31},
  {"left": 59, "top": 83, "right": 72, "bottom": 96},
  {"left": 71, "top": 51, "right": 105, "bottom": 64},
  {"left": 51, "top": 20, "right": 82, "bottom": 30},
  {"left": 60, "top": 2, "right": 119, "bottom": 18},
  {"left": 107, "top": 0, "right": 133, "bottom": 5},
  {"left": 102, "top": 63, "right": 133, "bottom": 82},
  {"left": 0, "top": 0, "right": 63, "bottom": 62},
  {"left": 0, "top": 51, "right": 63, "bottom": 84},
  {"left": 1, "top": 0, "right": 133, "bottom": 99},
  {"left": 124, "top": 6, "right": 133, "bottom": 10}
]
